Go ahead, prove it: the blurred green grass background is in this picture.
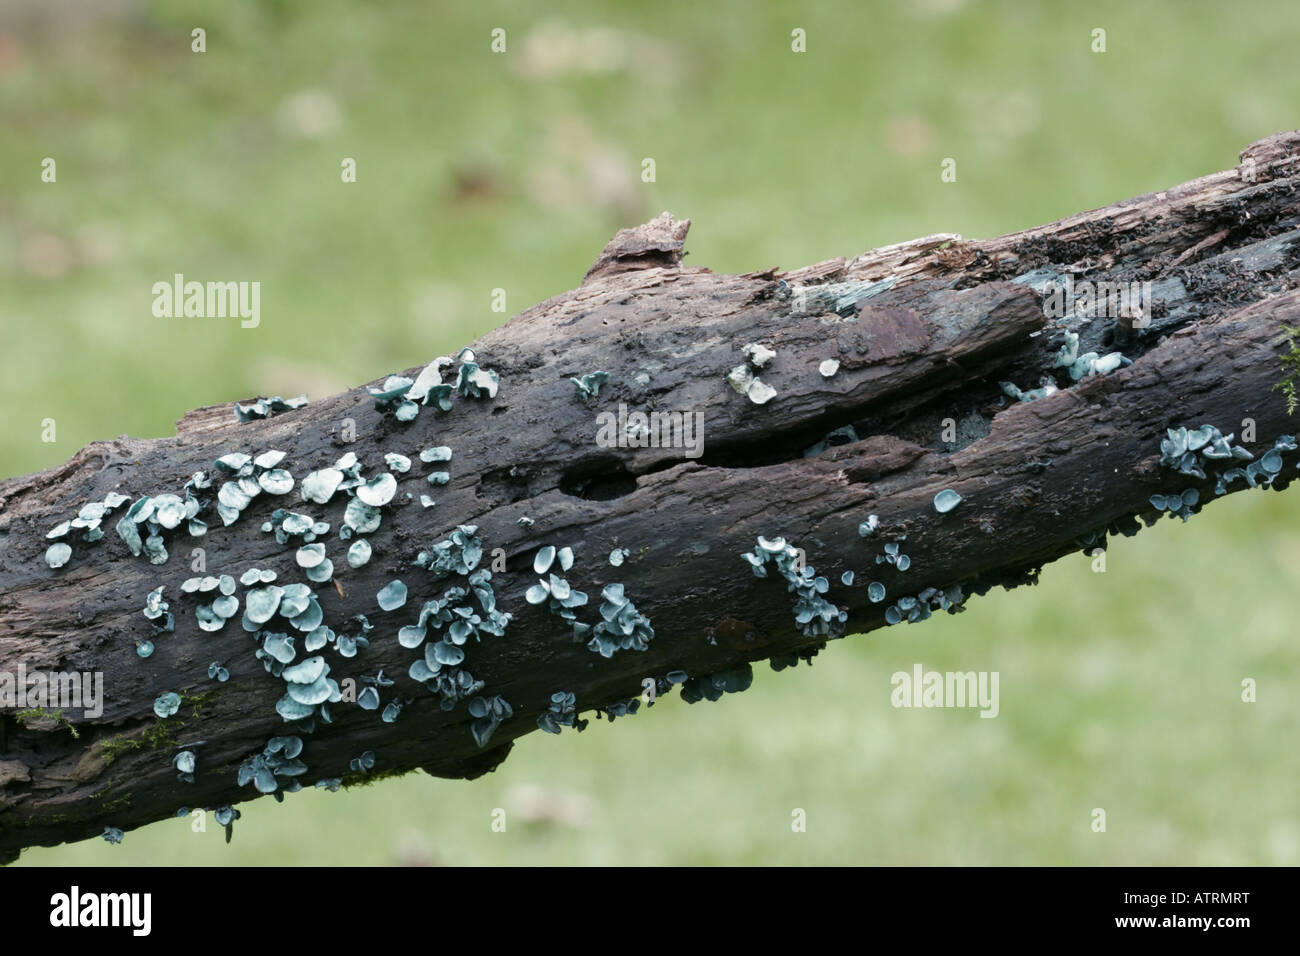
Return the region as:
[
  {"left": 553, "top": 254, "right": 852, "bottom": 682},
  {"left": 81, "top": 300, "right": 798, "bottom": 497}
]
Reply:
[{"left": 3, "top": 0, "right": 1298, "bottom": 865}]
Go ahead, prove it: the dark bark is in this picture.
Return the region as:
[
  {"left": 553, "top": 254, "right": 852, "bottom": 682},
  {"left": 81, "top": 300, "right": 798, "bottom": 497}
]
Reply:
[{"left": 2, "top": 132, "right": 1299, "bottom": 861}]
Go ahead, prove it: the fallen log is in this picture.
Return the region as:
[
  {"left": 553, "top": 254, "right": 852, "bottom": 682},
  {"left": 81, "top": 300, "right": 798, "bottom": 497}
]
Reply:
[{"left": 1, "top": 131, "right": 1299, "bottom": 861}]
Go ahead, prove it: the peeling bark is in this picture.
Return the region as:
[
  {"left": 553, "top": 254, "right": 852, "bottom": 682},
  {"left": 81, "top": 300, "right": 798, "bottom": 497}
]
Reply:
[{"left": 1, "top": 132, "right": 1299, "bottom": 861}]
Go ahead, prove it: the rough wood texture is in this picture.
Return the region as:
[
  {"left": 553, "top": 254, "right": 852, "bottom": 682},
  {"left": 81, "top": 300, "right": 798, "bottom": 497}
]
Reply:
[{"left": 2, "top": 132, "right": 1299, "bottom": 861}]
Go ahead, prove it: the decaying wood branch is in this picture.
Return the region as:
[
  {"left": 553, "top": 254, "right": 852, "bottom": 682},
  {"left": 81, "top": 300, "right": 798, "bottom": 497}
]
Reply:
[{"left": 2, "top": 132, "right": 1299, "bottom": 861}]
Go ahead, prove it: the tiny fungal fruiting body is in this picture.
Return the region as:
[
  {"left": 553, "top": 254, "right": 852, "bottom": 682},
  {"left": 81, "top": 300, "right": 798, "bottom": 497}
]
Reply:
[
  {"left": 1001, "top": 327, "right": 1132, "bottom": 403},
  {"left": 234, "top": 395, "right": 308, "bottom": 422},
  {"left": 876, "top": 541, "right": 911, "bottom": 572},
  {"left": 1159, "top": 424, "right": 1252, "bottom": 480},
  {"left": 1000, "top": 381, "right": 1058, "bottom": 403},
  {"left": 582, "top": 583, "right": 655, "bottom": 657},
  {"left": 537, "top": 691, "right": 585, "bottom": 734},
  {"left": 237, "top": 736, "right": 307, "bottom": 795},
  {"left": 933, "top": 489, "right": 963, "bottom": 514},
  {"left": 173, "top": 750, "right": 197, "bottom": 783},
  {"left": 349, "top": 750, "right": 376, "bottom": 774},
  {"left": 679, "top": 665, "right": 753, "bottom": 703},
  {"left": 599, "top": 697, "right": 641, "bottom": 721},
  {"left": 880, "top": 586, "right": 967, "bottom": 626},
  {"left": 728, "top": 342, "right": 779, "bottom": 405},
  {"left": 376, "top": 580, "right": 407, "bottom": 612},
  {"left": 742, "top": 343, "right": 775, "bottom": 368},
  {"left": 1149, "top": 489, "right": 1200, "bottom": 521},
  {"left": 402, "top": 527, "right": 511, "bottom": 723},
  {"left": 468, "top": 695, "right": 512, "bottom": 747},
  {"left": 727, "top": 363, "right": 777, "bottom": 405},
  {"left": 43, "top": 492, "right": 132, "bottom": 567},
  {"left": 367, "top": 349, "right": 496, "bottom": 421},
  {"left": 741, "top": 536, "right": 845, "bottom": 638},
  {"left": 1054, "top": 331, "right": 1130, "bottom": 381},
  {"left": 212, "top": 805, "right": 240, "bottom": 843},
  {"left": 571, "top": 371, "right": 610, "bottom": 400},
  {"left": 1153, "top": 427, "right": 1295, "bottom": 500},
  {"left": 524, "top": 545, "right": 655, "bottom": 657},
  {"left": 769, "top": 646, "right": 823, "bottom": 672}
]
